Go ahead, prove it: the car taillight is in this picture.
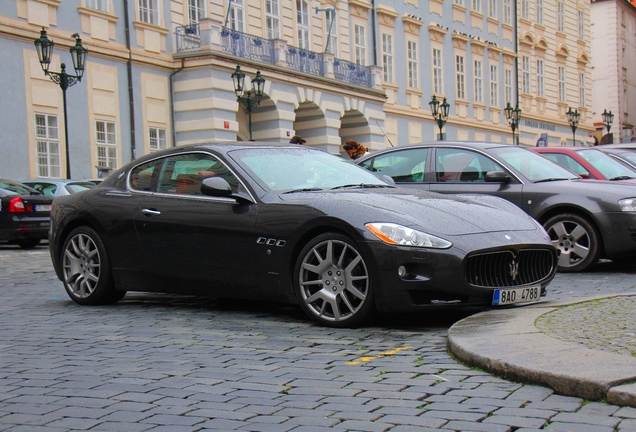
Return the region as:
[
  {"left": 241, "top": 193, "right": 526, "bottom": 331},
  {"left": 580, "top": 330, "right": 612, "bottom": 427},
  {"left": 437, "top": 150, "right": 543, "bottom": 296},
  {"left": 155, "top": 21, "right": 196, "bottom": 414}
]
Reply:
[{"left": 9, "top": 197, "right": 26, "bottom": 213}]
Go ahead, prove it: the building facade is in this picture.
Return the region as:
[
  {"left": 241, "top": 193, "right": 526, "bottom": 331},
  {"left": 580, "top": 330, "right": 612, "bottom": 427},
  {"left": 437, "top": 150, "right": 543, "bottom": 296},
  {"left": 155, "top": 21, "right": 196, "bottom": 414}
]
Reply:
[
  {"left": 591, "top": 0, "right": 636, "bottom": 144},
  {"left": 0, "top": 0, "right": 595, "bottom": 180}
]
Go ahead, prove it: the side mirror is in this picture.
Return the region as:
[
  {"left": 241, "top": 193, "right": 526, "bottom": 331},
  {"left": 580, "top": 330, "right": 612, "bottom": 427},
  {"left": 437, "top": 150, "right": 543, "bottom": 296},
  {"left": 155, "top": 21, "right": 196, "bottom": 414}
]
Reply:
[
  {"left": 201, "top": 177, "right": 232, "bottom": 197},
  {"left": 484, "top": 171, "right": 510, "bottom": 183},
  {"left": 381, "top": 174, "right": 395, "bottom": 185}
]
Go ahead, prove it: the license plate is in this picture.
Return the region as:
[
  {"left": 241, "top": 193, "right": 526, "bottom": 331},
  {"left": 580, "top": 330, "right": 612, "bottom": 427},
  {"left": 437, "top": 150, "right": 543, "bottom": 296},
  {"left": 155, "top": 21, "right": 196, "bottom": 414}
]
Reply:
[
  {"left": 35, "top": 205, "right": 51, "bottom": 212},
  {"left": 493, "top": 286, "right": 541, "bottom": 306}
]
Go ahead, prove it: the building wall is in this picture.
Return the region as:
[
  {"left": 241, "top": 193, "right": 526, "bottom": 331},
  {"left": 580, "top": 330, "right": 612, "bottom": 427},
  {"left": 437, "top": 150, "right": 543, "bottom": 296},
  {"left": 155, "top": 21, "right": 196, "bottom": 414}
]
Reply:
[{"left": 591, "top": 0, "right": 636, "bottom": 143}]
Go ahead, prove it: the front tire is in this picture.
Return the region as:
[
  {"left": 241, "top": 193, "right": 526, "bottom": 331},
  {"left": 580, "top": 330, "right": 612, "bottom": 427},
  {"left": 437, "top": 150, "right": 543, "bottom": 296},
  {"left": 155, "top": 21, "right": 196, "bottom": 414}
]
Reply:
[
  {"left": 294, "top": 233, "right": 375, "bottom": 327},
  {"left": 61, "top": 226, "right": 125, "bottom": 305},
  {"left": 544, "top": 213, "right": 601, "bottom": 272}
]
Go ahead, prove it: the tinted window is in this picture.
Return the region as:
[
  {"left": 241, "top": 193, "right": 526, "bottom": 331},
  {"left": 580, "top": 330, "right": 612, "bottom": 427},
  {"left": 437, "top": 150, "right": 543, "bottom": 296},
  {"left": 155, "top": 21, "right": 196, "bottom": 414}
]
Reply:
[
  {"left": 359, "top": 148, "right": 429, "bottom": 183},
  {"left": 435, "top": 148, "right": 503, "bottom": 182},
  {"left": 491, "top": 146, "right": 577, "bottom": 182}
]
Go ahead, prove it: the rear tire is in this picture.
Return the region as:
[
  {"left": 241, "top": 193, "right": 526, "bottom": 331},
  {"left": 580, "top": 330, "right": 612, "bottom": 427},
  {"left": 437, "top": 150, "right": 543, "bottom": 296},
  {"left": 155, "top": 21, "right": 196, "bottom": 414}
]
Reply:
[
  {"left": 61, "top": 226, "right": 125, "bottom": 305},
  {"left": 294, "top": 233, "right": 375, "bottom": 327},
  {"left": 544, "top": 213, "right": 601, "bottom": 272}
]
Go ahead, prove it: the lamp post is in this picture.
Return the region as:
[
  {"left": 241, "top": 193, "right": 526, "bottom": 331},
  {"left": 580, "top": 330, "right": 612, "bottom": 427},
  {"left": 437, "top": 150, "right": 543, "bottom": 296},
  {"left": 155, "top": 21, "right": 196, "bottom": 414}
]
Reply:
[
  {"left": 504, "top": 102, "right": 522, "bottom": 145},
  {"left": 231, "top": 65, "right": 265, "bottom": 141},
  {"left": 566, "top": 107, "right": 580, "bottom": 146},
  {"left": 34, "top": 28, "right": 88, "bottom": 179},
  {"left": 429, "top": 95, "right": 450, "bottom": 141},
  {"left": 602, "top": 109, "right": 614, "bottom": 143}
]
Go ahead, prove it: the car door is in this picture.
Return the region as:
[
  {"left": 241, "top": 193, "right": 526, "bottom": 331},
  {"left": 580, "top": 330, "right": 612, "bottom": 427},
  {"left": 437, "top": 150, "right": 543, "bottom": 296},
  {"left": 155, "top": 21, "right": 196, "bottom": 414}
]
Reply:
[
  {"left": 132, "top": 152, "right": 258, "bottom": 295},
  {"left": 428, "top": 147, "right": 525, "bottom": 208}
]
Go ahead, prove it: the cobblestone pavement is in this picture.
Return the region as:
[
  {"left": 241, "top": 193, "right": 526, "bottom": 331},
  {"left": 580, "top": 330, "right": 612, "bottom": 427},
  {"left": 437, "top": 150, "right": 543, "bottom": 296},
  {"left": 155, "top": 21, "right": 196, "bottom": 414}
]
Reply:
[
  {"left": 1, "top": 245, "right": 636, "bottom": 432},
  {"left": 536, "top": 296, "right": 636, "bottom": 358}
]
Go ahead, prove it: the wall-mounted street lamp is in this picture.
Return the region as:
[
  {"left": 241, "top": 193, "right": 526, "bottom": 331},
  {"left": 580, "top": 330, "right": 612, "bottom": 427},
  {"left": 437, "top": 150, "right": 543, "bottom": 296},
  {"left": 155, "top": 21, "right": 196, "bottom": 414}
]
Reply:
[
  {"left": 231, "top": 65, "right": 265, "bottom": 141},
  {"left": 504, "top": 102, "right": 522, "bottom": 145},
  {"left": 429, "top": 95, "right": 450, "bottom": 141},
  {"left": 34, "top": 28, "right": 88, "bottom": 179},
  {"left": 566, "top": 107, "right": 580, "bottom": 146},
  {"left": 602, "top": 109, "right": 614, "bottom": 143}
]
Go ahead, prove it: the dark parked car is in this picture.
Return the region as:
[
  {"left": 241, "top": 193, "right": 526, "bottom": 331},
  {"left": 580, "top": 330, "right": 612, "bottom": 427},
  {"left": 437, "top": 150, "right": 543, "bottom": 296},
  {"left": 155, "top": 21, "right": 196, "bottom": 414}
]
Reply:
[
  {"left": 49, "top": 143, "right": 557, "bottom": 327},
  {"left": 0, "top": 178, "right": 53, "bottom": 248},
  {"left": 20, "top": 179, "right": 96, "bottom": 196},
  {"left": 357, "top": 142, "right": 636, "bottom": 272},
  {"left": 597, "top": 146, "right": 636, "bottom": 171},
  {"left": 532, "top": 147, "right": 636, "bottom": 183}
]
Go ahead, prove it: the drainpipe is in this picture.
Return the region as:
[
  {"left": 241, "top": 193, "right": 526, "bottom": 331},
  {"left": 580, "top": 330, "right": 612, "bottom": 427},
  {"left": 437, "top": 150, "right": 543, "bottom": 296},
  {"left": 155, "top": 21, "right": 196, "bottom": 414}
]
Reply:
[
  {"left": 514, "top": 0, "right": 519, "bottom": 109},
  {"left": 170, "top": 59, "right": 185, "bottom": 147},
  {"left": 123, "top": 0, "right": 137, "bottom": 161},
  {"left": 371, "top": 0, "right": 378, "bottom": 66}
]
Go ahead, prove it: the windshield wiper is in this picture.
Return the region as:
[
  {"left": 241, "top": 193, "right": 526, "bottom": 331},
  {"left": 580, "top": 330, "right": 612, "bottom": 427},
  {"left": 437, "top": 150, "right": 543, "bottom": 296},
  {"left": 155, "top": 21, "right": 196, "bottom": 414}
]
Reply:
[
  {"left": 282, "top": 187, "right": 324, "bottom": 194},
  {"left": 331, "top": 184, "right": 393, "bottom": 190},
  {"left": 534, "top": 178, "right": 571, "bottom": 183},
  {"left": 610, "top": 176, "right": 635, "bottom": 181}
]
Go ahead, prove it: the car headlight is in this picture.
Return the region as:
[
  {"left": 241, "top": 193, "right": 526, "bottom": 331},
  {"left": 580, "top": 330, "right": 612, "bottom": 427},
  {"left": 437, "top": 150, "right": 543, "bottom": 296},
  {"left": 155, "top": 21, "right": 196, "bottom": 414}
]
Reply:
[
  {"left": 619, "top": 198, "right": 636, "bottom": 212},
  {"left": 366, "top": 222, "right": 452, "bottom": 249}
]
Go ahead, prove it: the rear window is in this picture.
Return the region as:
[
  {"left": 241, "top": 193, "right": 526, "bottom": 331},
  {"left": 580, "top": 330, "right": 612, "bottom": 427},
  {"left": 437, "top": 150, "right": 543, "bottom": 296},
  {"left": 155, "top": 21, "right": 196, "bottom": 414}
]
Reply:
[{"left": 0, "top": 180, "right": 38, "bottom": 196}]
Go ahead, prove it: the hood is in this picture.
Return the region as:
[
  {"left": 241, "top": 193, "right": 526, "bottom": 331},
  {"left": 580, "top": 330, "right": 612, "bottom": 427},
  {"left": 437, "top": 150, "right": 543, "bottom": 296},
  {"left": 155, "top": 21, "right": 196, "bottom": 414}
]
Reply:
[{"left": 280, "top": 188, "right": 538, "bottom": 236}]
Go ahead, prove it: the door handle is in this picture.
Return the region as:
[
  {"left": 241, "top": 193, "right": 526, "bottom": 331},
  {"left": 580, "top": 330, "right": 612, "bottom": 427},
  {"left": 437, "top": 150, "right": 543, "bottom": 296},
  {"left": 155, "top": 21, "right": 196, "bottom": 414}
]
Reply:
[{"left": 141, "top": 208, "right": 161, "bottom": 216}]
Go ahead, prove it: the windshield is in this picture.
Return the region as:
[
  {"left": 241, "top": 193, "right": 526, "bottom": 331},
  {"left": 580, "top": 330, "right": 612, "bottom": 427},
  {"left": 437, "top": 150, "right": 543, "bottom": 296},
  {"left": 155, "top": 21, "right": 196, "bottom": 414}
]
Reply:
[
  {"left": 491, "top": 146, "right": 579, "bottom": 182},
  {"left": 0, "top": 179, "right": 39, "bottom": 196},
  {"left": 229, "top": 147, "right": 390, "bottom": 192},
  {"left": 578, "top": 149, "right": 636, "bottom": 179}
]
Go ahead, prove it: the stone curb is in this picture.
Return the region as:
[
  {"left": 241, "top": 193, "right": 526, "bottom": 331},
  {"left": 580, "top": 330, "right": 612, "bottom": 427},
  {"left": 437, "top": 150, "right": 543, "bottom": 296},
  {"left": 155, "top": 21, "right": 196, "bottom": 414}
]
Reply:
[{"left": 447, "top": 296, "right": 636, "bottom": 407}]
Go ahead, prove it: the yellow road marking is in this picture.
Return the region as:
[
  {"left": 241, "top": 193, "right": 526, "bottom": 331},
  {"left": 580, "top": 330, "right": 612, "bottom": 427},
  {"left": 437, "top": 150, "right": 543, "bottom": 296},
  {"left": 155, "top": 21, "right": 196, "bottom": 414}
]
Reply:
[{"left": 346, "top": 346, "right": 413, "bottom": 365}]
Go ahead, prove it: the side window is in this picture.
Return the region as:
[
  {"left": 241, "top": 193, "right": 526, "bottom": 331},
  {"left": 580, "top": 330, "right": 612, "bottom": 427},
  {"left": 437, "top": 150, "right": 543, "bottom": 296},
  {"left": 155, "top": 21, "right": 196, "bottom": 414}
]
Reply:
[
  {"left": 436, "top": 148, "right": 502, "bottom": 182},
  {"left": 360, "top": 148, "right": 429, "bottom": 183},
  {"left": 130, "top": 161, "right": 160, "bottom": 191},
  {"left": 155, "top": 153, "right": 240, "bottom": 196}
]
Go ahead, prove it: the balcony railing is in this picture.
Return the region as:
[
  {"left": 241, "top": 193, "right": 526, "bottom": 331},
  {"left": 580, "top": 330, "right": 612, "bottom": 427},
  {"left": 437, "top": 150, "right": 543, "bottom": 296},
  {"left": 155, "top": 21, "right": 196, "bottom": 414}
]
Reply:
[
  {"left": 334, "top": 59, "right": 372, "bottom": 88},
  {"left": 175, "top": 24, "right": 200, "bottom": 53},
  {"left": 286, "top": 47, "right": 324, "bottom": 77},
  {"left": 174, "top": 25, "right": 374, "bottom": 89},
  {"left": 220, "top": 28, "right": 276, "bottom": 64}
]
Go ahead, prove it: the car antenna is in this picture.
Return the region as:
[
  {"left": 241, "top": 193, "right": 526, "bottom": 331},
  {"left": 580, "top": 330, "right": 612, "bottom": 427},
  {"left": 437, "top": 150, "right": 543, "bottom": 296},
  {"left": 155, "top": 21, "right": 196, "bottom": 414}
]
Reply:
[{"left": 375, "top": 120, "right": 395, "bottom": 147}]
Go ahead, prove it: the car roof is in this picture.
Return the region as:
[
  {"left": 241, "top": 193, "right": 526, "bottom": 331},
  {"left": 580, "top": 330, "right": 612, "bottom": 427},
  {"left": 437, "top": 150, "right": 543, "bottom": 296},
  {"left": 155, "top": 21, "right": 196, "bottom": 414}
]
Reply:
[
  {"left": 533, "top": 147, "right": 596, "bottom": 153},
  {"left": 597, "top": 143, "right": 636, "bottom": 149}
]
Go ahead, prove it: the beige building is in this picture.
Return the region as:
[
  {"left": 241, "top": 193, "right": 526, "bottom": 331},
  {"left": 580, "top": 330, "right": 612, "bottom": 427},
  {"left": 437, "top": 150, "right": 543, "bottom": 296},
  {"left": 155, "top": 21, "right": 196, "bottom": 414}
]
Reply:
[{"left": 591, "top": 0, "right": 636, "bottom": 144}]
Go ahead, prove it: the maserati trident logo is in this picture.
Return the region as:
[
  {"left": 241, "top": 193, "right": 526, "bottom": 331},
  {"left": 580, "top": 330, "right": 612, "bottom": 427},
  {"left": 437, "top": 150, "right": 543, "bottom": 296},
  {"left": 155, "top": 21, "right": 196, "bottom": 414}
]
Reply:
[{"left": 509, "top": 259, "right": 519, "bottom": 281}]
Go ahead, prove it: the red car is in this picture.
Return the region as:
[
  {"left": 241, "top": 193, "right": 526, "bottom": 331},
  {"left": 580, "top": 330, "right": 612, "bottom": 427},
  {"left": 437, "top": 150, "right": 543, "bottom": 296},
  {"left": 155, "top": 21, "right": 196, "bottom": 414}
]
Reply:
[{"left": 532, "top": 147, "right": 636, "bottom": 183}]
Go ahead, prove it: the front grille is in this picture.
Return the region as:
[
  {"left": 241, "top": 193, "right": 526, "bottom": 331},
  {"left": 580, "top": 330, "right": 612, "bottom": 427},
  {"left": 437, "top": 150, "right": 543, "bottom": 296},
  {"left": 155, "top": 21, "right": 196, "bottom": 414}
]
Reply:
[{"left": 465, "top": 248, "right": 556, "bottom": 288}]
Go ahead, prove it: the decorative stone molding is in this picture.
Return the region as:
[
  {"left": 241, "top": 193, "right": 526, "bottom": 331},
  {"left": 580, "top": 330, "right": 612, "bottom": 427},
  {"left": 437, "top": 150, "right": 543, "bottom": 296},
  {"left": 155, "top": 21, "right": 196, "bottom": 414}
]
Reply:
[
  {"left": 376, "top": 5, "right": 398, "bottom": 26},
  {"left": 519, "top": 32, "right": 535, "bottom": 46},
  {"left": 452, "top": 33, "right": 469, "bottom": 50},
  {"left": 471, "top": 39, "right": 486, "bottom": 56},
  {"left": 349, "top": 0, "right": 372, "bottom": 18},
  {"left": 556, "top": 44, "right": 570, "bottom": 58},
  {"left": 428, "top": 23, "right": 447, "bottom": 42},
  {"left": 535, "top": 37, "right": 549, "bottom": 51},
  {"left": 577, "top": 52, "right": 589, "bottom": 64},
  {"left": 402, "top": 15, "right": 424, "bottom": 35},
  {"left": 488, "top": 45, "right": 502, "bottom": 60}
]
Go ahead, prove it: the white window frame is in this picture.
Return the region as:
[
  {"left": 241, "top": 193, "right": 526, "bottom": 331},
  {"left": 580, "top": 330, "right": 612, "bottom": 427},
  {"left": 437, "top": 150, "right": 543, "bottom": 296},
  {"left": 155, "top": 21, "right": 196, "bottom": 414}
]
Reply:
[
  {"left": 354, "top": 24, "right": 366, "bottom": 66},
  {"left": 490, "top": 64, "right": 498, "bottom": 106},
  {"left": 229, "top": 0, "right": 245, "bottom": 32},
  {"left": 521, "top": 0, "right": 529, "bottom": 19},
  {"left": 35, "top": 113, "right": 61, "bottom": 178},
  {"left": 454, "top": 0, "right": 465, "bottom": 5},
  {"left": 138, "top": 0, "right": 159, "bottom": 25},
  {"left": 95, "top": 120, "right": 118, "bottom": 169},
  {"left": 381, "top": 33, "right": 394, "bottom": 84},
  {"left": 456, "top": 55, "right": 465, "bottom": 100},
  {"left": 522, "top": 56, "right": 531, "bottom": 94},
  {"left": 149, "top": 127, "right": 167, "bottom": 152},
  {"left": 579, "top": 73, "right": 586, "bottom": 106},
  {"left": 296, "top": 0, "right": 311, "bottom": 50},
  {"left": 265, "top": 0, "right": 280, "bottom": 40},
  {"left": 505, "top": 68, "right": 513, "bottom": 104},
  {"left": 503, "top": 0, "right": 512, "bottom": 24},
  {"left": 472, "top": 0, "right": 482, "bottom": 14},
  {"left": 474, "top": 59, "right": 483, "bottom": 104},
  {"left": 488, "top": 0, "right": 497, "bottom": 19},
  {"left": 558, "top": 66, "right": 566, "bottom": 102},
  {"left": 578, "top": 10, "right": 585, "bottom": 40},
  {"left": 557, "top": 2, "right": 565, "bottom": 33},
  {"left": 536, "top": 0, "right": 543, "bottom": 25},
  {"left": 187, "top": 0, "right": 204, "bottom": 25},
  {"left": 325, "top": 10, "right": 338, "bottom": 55},
  {"left": 432, "top": 48, "right": 443, "bottom": 95},
  {"left": 407, "top": 40, "right": 418, "bottom": 89},
  {"left": 536, "top": 60, "right": 544, "bottom": 97},
  {"left": 86, "top": 0, "right": 109, "bottom": 12}
]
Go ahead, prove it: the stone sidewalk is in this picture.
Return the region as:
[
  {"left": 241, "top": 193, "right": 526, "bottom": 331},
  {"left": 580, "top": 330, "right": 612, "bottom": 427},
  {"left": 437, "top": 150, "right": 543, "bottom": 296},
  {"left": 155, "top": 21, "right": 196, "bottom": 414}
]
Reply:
[{"left": 448, "top": 295, "right": 636, "bottom": 408}]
